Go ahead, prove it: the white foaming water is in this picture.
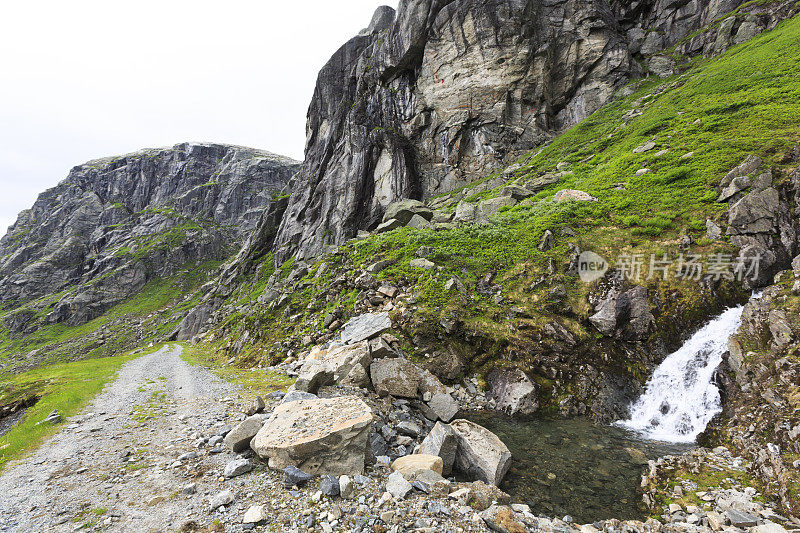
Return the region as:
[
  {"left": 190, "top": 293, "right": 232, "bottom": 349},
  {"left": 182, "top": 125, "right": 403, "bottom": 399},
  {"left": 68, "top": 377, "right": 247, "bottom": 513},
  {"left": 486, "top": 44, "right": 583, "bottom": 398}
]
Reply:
[{"left": 619, "top": 304, "right": 746, "bottom": 443}]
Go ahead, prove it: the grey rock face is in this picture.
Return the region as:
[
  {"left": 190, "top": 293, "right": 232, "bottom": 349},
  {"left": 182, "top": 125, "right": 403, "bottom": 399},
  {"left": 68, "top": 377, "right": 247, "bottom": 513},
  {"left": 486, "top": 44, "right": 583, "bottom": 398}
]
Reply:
[
  {"left": 223, "top": 458, "right": 254, "bottom": 478},
  {"left": 269, "top": 0, "right": 755, "bottom": 263},
  {"left": 451, "top": 419, "right": 512, "bottom": 486},
  {"left": 487, "top": 368, "right": 540, "bottom": 417},
  {"left": 338, "top": 312, "right": 392, "bottom": 345},
  {"left": 224, "top": 414, "right": 265, "bottom": 452},
  {"left": 418, "top": 422, "right": 458, "bottom": 476},
  {"left": 0, "top": 143, "right": 299, "bottom": 330}
]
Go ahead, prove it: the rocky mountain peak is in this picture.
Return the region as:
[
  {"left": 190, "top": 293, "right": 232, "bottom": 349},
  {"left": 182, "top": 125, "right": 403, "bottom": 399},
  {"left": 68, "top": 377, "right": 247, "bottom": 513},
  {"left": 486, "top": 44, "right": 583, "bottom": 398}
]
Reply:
[{"left": 0, "top": 142, "right": 299, "bottom": 331}]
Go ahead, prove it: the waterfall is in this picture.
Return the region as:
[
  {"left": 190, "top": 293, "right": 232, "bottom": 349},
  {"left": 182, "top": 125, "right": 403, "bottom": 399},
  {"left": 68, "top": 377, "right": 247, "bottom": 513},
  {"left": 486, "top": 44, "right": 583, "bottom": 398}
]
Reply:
[{"left": 619, "top": 302, "right": 750, "bottom": 443}]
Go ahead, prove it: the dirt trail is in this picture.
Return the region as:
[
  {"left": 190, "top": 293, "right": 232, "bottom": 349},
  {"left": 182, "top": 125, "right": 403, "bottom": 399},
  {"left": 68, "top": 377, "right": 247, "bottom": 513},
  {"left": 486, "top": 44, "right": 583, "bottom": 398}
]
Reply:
[{"left": 0, "top": 345, "right": 242, "bottom": 532}]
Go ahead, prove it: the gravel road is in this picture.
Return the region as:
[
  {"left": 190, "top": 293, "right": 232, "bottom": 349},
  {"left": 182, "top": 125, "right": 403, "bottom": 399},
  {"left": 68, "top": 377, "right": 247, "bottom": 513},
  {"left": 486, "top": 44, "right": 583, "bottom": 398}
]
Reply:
[{"left": 0, "top": 344, "right": 244, "bottom": 532}]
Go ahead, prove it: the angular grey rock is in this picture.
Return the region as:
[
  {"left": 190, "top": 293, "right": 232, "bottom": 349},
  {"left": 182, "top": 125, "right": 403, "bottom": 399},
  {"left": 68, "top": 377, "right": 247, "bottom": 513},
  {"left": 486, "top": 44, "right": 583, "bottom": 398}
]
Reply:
[
  {"left": 319, "top": 474, "right": 340, "bottom": 497},
  {"left": 293, "top": 341, "right": 372, "bottom": 393},
  {"left": 487, "top": 368, "right": 540, "bottom": 417},
  {"left": 41, "top": 410, "right": 62, "bottom": 425},
  {"left": 538, "top": 230, "right": 555, "bottom": 252},
  {"left": 370, "top": 358, "right": 422, "bottom": 398},
  {"left": 478, "top": 196, "right": 517, "bottom": 221},
  {"left": 251, "top": 396, "right": 374, "bottom": 475},
  {"left": 406, "top": 213, "right": 433, "bottom": 230},
  {"left": 451, "top": 419, "right": 512, "bottom": 486},
  {"left": 280, "top": 390, "right": 318, "bottom": 404},
  {"left": 339, "top": 312, "right": 392, "bottom": 344},
  {"left": 553, "top": 189, "right": 597, "bottom": 202},
  {"left": 409, "top": 258, "right": 435, "bottom": 269},
  {"left": 283, "top": 465, "right": 313, "bottom": 488},
  {"left": 386, "top": 471, "right": 413, "bottom": 500},
  {"left": 245, "top": 396, "right": 265, "bottom": 416},
  {"left": 427, "top": 393, "right": 459, "bottom": 423},
  {"left": 454, "top": 201, "right": 479, "bottom": 224},
  {"left": 396, "top": 421, "right": 421, "bottom": 438},
  {"left": 706, "top": 220, "right": 723, "bottom": 240},
  {"left": 375, "top": 218, "right": 404, "bottom": 234},
  {"left": 501, "top": 186, "right": 535, "bottom": 201},
  {"left": 382, "top": 199, "right": 433, "bottom": 225},
  {"left": 339, "top": 474, "right": 355, "bottom": 499},
  {"left": 224, "top": 415, "right": 264, "bottom": 452},
  {"left": 419, "top": 422, "right": 458, "bottom": 476},
  {"left": 224, "top": 459, "right": 254, "bottom": 478},
  {"left": 726, "top": 509, "right": 760, "bottom": 528},
  {"left": 210, "top": 489, "right": 235, "bottom": 511}
]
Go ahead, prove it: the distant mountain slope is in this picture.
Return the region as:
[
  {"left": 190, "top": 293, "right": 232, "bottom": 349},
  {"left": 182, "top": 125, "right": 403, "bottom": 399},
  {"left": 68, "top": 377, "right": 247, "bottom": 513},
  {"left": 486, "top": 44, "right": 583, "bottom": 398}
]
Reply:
[{"left": 0, "top": 143, "right": 299, "bottom": 333}]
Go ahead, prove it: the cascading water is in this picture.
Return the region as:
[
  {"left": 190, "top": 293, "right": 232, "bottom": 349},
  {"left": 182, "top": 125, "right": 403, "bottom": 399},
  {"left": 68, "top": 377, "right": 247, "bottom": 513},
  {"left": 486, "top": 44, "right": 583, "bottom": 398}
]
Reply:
[{"left": 619, "top": 303, "right": 749, "bottom": 443}]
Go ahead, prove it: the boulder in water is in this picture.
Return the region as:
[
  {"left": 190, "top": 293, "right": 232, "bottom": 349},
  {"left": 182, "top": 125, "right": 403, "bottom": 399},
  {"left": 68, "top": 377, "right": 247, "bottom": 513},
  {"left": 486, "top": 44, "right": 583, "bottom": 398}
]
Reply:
[{"left": 450, "top": 419, "right": 512, "bottom": 486}]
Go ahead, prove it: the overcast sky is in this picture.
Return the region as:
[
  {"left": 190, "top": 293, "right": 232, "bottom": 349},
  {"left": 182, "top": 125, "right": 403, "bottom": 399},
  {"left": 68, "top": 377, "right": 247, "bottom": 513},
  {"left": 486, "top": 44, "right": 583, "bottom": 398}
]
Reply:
[{"left": 0, "top": 0, "right": 398, "bottom": 235}]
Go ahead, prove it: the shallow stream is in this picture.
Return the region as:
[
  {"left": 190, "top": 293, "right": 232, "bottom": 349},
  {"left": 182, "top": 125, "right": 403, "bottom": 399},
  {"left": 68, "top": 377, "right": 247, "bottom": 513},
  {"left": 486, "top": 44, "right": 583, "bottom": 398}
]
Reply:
[{"left": 465, "top": 411, "right": 690, "bottom": 523}]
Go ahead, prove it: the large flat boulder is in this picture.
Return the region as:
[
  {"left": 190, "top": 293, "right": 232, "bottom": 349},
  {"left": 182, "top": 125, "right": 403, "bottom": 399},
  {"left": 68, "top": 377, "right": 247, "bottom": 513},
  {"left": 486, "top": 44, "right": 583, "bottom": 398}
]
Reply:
[
  {"left": 293, "top": 341, "right": 372, "bottom": 393},
  {"left": 339, "top": 312, "right": 392, "bottom": 345},
  {"left": 251, "top": 396, "right": 374, "bottom": 476},
  {"left": 451, "top": 419, "right": 512, "bottom": 486}
]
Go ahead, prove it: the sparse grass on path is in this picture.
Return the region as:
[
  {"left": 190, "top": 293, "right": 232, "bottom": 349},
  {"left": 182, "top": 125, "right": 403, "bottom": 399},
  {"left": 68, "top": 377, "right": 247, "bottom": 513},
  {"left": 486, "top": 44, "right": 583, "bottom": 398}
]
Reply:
[
  {"left": 179, "top": 343, "right": 293, "bottom": 397},
  {"left": 0, "top": 344, "right": 166, "bottom": 472}
]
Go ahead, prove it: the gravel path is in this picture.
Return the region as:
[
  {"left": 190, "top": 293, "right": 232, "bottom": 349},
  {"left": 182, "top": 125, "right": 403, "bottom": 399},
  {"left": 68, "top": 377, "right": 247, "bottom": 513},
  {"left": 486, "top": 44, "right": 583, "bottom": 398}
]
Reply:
[{"left": 0, "top": 345, "right": 242, "bottom": 532}]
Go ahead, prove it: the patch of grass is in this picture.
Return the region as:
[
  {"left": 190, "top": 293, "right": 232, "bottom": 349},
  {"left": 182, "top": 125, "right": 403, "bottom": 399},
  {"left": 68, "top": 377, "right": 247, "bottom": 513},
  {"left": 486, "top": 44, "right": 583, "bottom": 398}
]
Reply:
[
  {"left": 0, "top": 344, "right": 165, "bottom": 472},
  {"left": 179, "top": 343, "right": 294, "bottom": 396}
]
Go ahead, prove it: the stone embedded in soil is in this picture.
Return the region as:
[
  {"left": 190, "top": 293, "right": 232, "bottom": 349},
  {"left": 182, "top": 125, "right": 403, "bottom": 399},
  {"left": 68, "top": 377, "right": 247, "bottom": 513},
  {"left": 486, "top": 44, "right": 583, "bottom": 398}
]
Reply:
[
  {"left": 224, "top": 458, "right": 254, "bottom": 478},
  {"left": 319, "top": 474, "right": 340, "bottom": 497},
  {"left": 251, "top": 396, "right": 373, "bottom": 475},
  {"left": 243, "top": 505, "right": 267, "bottom": 524},
  {"left": 283, "top": 465, "right": 313, "bottom": 488},
  {"left": 339, "top": 474, "right": 354, "bottom": 499},
  {"left": 210, "top": 489, "right": 235, "bottom": 511},
  {"left": 386, "top": 471, "right": 413, "bottom": 500},
  {"left": 451, "top": 419, "right": 512, "bottom": 486}
]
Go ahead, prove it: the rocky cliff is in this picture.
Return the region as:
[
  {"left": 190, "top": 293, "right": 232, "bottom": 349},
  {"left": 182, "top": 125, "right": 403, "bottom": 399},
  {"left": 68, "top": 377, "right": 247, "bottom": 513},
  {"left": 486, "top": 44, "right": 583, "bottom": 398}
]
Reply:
[
  {"left": 0, "top": 143, "right": 299, "bottom": 332},
  {"left": 269, "top": 0, "right": 793, "bottom": 263}
]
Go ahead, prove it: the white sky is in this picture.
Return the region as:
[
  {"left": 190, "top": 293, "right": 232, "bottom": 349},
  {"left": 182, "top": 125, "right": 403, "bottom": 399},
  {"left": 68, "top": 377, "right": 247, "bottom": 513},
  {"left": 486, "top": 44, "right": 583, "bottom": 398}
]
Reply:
[{"left": 0, "top": 0, "right": 398, "bottom": 235}]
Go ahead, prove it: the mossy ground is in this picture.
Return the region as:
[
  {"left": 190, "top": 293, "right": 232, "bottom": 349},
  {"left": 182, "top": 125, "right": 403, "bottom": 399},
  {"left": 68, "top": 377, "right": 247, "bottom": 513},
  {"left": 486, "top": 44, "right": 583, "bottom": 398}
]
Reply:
[
  {"left": 0, "top": 260, "right": 222, "bottom": 370},
  {"left": 206, "top": 10, "right": 800, "bottom": 378},
  {"left": 0, "top": 343, "right": 166, "bottom": 472}
]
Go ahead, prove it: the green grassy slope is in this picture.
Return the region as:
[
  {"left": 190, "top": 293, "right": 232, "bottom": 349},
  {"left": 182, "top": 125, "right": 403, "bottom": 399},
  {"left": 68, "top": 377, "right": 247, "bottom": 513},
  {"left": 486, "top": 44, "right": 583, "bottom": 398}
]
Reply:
[{"left": 208, "top": 14, "right": 800, "bottom": 398}]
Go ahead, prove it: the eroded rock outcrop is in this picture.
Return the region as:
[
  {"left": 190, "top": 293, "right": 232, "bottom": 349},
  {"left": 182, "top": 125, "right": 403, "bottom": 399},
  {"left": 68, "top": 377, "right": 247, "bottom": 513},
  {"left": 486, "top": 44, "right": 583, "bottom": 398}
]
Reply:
[
  {"left": 261, "top": 0, "right": 791, "bottom": 264},
  {"left": 0, "top": 143, "right": 299, "bottom": 330}
]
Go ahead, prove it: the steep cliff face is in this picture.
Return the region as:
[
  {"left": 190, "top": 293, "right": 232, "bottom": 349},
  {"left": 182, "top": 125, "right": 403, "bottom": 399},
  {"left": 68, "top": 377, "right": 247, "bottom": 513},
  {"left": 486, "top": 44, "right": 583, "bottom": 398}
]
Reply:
[
  {"left": 271, "top": 0, "right": 780, "bottom": 263},
  {"left": 0, "top": 143, "right": 299, "bottom": 331}
]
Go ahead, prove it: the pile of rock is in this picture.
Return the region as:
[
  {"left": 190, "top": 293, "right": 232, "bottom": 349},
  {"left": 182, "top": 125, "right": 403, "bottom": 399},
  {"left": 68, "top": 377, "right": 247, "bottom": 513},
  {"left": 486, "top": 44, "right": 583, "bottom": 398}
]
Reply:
[{"left": 642, "top": 447, "right": 799, "bottom": 531}]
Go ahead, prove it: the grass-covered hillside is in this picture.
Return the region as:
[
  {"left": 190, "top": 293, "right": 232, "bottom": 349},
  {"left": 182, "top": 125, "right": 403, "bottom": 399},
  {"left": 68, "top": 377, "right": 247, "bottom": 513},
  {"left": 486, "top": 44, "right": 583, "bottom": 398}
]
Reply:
[{"left": 202, "top": 13, "right": 800, "bottom": 415}]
